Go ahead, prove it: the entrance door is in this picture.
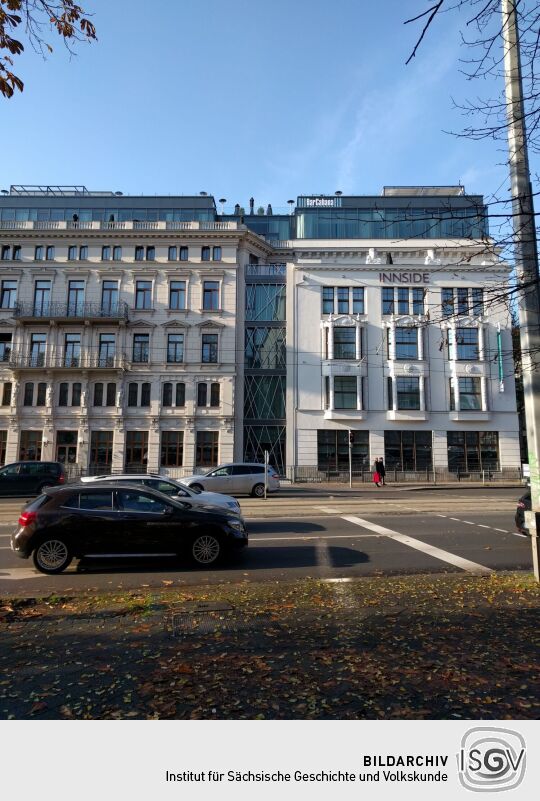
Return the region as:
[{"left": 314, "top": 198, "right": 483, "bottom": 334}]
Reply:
[{"left": 56, "top": 431, "right": 78, "bottom": 464}]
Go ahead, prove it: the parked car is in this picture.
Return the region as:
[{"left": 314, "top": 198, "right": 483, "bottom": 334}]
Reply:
[
  {"left": 0, "top": 461, "right": 65, "bottom": 496},
  {"left": 78, "top": 473, "right": 242, "bottom": 515},
  {"left": 515, "top": 490, "right": 531, "bottom": 535},
  {"left": 182, "top": 463, "right": 280, "bottom": 497},
  {"left": 11, "top": 483, "right": 248, "bottom": 574}
]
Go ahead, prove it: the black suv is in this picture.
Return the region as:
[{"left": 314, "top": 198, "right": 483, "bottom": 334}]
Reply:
[
  {"left": 0, "top": 461, "right": 65, "bottom": 496},
  {"left": 11, "top": 483, "right": 248, "bottom": 574}
]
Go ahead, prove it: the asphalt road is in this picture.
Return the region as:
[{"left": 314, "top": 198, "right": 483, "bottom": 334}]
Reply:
[{"left": 0, "top": 485, "right": 531, "bottom": 597}]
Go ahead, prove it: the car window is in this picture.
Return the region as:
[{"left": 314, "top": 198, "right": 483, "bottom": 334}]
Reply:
[
  {"left": 208, "top": 467, "right": 232, "bottom": 477},
  {"left": 0, "top": 464, "right": 20, "bottom": 476},
  {"left": 250, "top": 466, "right": 265, "bottom": 474},
  {"left": 62, "top": 494, "right": 80, "bottom": 509},
  {"left": 118, "top": 490, "right": 169, "bottom": 514},
  {"left": 144, "top": 479, "right": 178, "bottom": 497},
  {"left": 232, "top": 465, "right": 252, "bottom": 475},
  {"left": 78, "top": 491, "right": 114, "bottom": 511}
]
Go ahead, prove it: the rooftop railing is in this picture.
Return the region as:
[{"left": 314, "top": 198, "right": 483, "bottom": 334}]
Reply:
[{"left": 0, "top": 220, "right": 241, "bottom": 232}]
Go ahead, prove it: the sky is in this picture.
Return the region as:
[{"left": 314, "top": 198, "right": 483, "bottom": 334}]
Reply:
[{"left": 2, "top": 0, "right": 528, "bottom": 213}]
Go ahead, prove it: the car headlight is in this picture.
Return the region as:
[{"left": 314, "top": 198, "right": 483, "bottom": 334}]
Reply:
[
  {"left": 228, "top": 519, "right": 244, "bottom": 531},
  {"left": 227, "top": 501, "right": 240, "bottom": 509}
]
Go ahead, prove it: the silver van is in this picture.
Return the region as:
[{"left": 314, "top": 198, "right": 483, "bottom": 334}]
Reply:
[{"left": 182, "top": 463, "right": 280, "bottom": 497}]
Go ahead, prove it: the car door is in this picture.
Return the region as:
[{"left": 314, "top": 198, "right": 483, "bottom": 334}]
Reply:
[
  {"left": 0, "top": 463, "right": 22, "bottom": 496},
  {"left": 62, "top": 489, "right": 122, "bottom": 555},
  {"left": 201, "top": 466, "right": 234, "bottom": 493},
  {"left": 116, "top": 488, "right": 178, "bottom": 554},
  {"left": 232, "top": 465, "right": 257, "bottom": 495}
]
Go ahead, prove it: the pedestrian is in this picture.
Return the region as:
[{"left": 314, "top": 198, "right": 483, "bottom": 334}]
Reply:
[
  {"left": 375, "top": 457, "right": 386, "bottom": 486},
  {"left": 372, "top": 462, "right": 381, "bottom": 487}
]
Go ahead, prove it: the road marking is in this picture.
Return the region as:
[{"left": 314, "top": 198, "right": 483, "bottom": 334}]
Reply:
[
  {"left": 435, "top": 514, "right": 447, "bottom": 518},
  {"left": 513, "top": 532, "right": 528, "bottom": 538},
  {"left": 449, "top": 517, "right": 461, "bottom": 522},
  {"left": 315, "top": 506, "right": 342, "bottom": 514},
  {"left": 494, "top": 528, "right": 509, "bottom": 533},
  {"left": 0, "top": 568, "right": 45, "bottom": 580},
  {"left": 463, "top": 521, "right": 475, "bottom": 525},
  {"left": 252, "top": 533, "right": 380, "bottom": 543},
  {"left": 478, "top": 524, "right": 491, "bottom": 529},
  {"left": 339, "top": 516, "right": 492, "bottom": 574}
]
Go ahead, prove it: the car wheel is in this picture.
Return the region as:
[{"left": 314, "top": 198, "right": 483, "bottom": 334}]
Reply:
[
  {"left": 252, "top": 483, "right": 265, "bottom": 498},
  {"left": 191, "top": 533, "right": 222, "bottom": 566},
  {"left": 190, "top": 483, "right": 204, "bottom": 492},
  {"left": 33, "top": 538, "right": 72, "bottom": 574}
]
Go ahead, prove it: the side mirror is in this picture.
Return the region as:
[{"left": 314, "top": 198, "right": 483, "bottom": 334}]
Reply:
[{"left": 163, "top": 506, "right": 174, "bottom": 516}]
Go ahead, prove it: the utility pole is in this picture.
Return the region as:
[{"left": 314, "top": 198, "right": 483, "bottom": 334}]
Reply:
[{"left": 502, "top": 0, "right": 540, "bottom": 580}]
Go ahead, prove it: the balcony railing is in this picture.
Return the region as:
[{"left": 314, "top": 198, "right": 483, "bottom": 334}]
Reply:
[
  {"left": 246, "top": 263, "right": 286, "bottom": 277},
  {"left": 9, "top": 350, "right": 128, "bottom": 369},
  {"left": 13, "top": 301, "right": 130, "bottom": 322},
  {"left": 0, "top": 219, "right": 241, "bottom": 232}
]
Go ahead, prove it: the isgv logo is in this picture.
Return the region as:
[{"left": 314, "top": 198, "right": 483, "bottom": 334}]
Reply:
[{"left": 457, "top": 727, "right": 526, "bottom": 792}]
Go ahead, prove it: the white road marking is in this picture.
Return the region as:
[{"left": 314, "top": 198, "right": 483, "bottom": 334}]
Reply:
[
  {"left": 513, "top": 533, "right": 528, "bottom": 538},
  {"left": 463, "top": 521, "right": 475, "bottom": 525},
  {"left": 323, "top": 577, "right": 353, "bottom": 584},
  {"left": 0, "top": 568, "right": 45, "bottom": 580},
  {"left": 478, "top": 524, "right": 491, "bottom": 529},
  {"left": 253, "top": 533, "right": 379, "bottom": 542},
  {"left": 494, "top": 528, "right": 509, "bottom": 533},
  {"left": 435, "top": 514, "right": 447, "bottom": 518},
  {"left": 339, "top": 516, "right": 492, "bottom": 574},
  {"left": 449, "top": 517, "right": 461, "bottom": 522},
  {"left": 315, "top": 506, "right": 342, "bottom": 514}
]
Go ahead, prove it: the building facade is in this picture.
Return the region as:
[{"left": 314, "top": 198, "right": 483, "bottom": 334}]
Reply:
[{"left": 0, "top": 185, "right": 520, "bottom": 477}]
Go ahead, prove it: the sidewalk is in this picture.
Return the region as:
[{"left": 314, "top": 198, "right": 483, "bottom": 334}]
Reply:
[{"left": 1, "top": 572, "right": 538, "bottom": 720}]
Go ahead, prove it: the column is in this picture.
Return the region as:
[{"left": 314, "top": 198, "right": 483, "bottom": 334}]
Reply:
[
  {"left": 391, "top": 375, "right": 397, "bottom": 412},
  {"left": 480, "top": 376, "right": 488, "bottom": 411},
  {"left": 388, "top": 321, "right": 396, "bottom": 361},
  {"left": 419, "top": 375, "right": 426, "bottom": 411},
  {"left": 478, "top": 324, "right": 485, "bottom": 361},
  {"left": 453, "top": 375, "right": 460, "bottom": 411},
  {"left": 329, "top": 376, "right": 335, "bottom": 411},
  {"left": 147, "top": 421, "right": 160, "bottom": 473},
  {"left": 355, "top": 324, "right": 362, "bottom": 361},
  {"left": 112, "top": 422, "right": 125, "bottom": 473},
  {"left": 418, "top": 326, "right": 424, "bottom": 361},
  {"left": 327, "top": 321, "right": 334, "bottom": 360},
  {"left": 357, "top": 375, "right": 362, "bottom": 410}
]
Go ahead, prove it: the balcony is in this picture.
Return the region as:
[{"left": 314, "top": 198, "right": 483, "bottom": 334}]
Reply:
[
  {"left": 246, "top": 263, "right": 286, "bottom": 277},
  {"left": 13, "top": 301, "right": 130, "bottom": 323},
  {"left": 0, "top": 219, "right": 240, "bottom": 232},
  {"left": 9, "top": 350, "right": 128, "bottom": 370}
]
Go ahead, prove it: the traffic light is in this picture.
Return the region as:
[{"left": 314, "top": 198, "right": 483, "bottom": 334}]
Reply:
[{"left": 349, "top": 431, "right": 354, "bottom": 446}]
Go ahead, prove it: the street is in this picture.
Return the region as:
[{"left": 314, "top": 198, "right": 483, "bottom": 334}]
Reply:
[{"left": 0, "top": 485, "right": 531, "bottom": 596}]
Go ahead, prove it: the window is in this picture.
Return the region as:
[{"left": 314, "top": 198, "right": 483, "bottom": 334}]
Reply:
[
  {"left": 162, "top": 382, "right": 172, "bottom": 407},
  {"left": 113, "top": 245, "right": 122, "bottom": 261},
  {"left": 34, "top": 246, "right": 44, "bottom": 260},
  {"left": 196, "top": 431, "right": 218, "bottom": 467},
  {"left": 382, "top": 287, "right": 394, "bottom": 314},
  {"left": 390, "top": 377, "right": 421, "bottom": 410},
  {"left": 472, "top": 289, "right": 483, "bottom": 316},
  {"left": 334, "top": 376, "right": 357, "bottom": 409},
  {"left": 412, "top": 288, "right": 424, "bottom": 315},
  {"left": 333, "top": 327, "right": 356, "bottom": 359},
  {"left": 118, "top": 489, "right": 168, "bottom": 514},
  {"left": 135, "top": 280, "right": 152, "bottom": 309},
  {"left": 161, "top": 431, "right": 184, "bottom": 467},
  {"left": 90, "top": 431, "right": 114, "bottom": 471},
  {"left": 382, "top": 287, "right": 424, "bottom": 316},
  {"left": 0, "top": 333, "right": 11, "bottom": 362},
  {"left": 197, "top": 383, "right": 207, "bottom": 406},
  {"left": 71, "top": 382, "right": 81, "bottom": 407},
  {"left": 201, "top": 334, "right": 218, "bottom": 363},
  {"left": 167, "top": 333, "right": 184, "bottom": 363},
  {"left": 210, "top": 383, "right": 220, "bottom": 407},
  {"left": 101, "top": 246, "right": 111, "bottom": 261},
  {"left": 169, "top": 281, "right": 186, "bottom": 309},
  {"left": 317, "top": 430, "right": 369, "bottom": 471},
  {"left": 23, "top": 382, "right": 34, "bottom": 406},
  {"left": 33, "top": 280, "right": 51, "bottom": 316},
  {"left": 59, "top": 383, "right": 69, "bottom": 406},
  {"left": 212, "top": 246, "right": 222, "bottom": 261},
  {"left": 447, "top": 431, "right": 499, "bottom": 472},
  {"left": 176, "top": 382, "right": 185, "bottom": 406},
  {"left": 13, "top": 245, "right": 21, "bottom": 260},
  {"left": 125, "top": 431, "right": 148, "bottom": 469},
  {"left": 45, "top": 246, "right": 55, "bottom": 261},
  {"left": 454, "top": 327, "right": 479, "bottom": 361},
  {"left": 63, "top": 333, "right": 81, "bottom": 367},
  {"left": 441, "top": 288, "right": 454, "bottom": 317},
  {"left": 352, "top": 287, "right": 364, "bottom": 314},
  {"left": 442, "top": 288, "right": 484, "bottom": 318},
  {"left": 0, "top": 430, "right": 6, "bottom": 464},
  {"left": 68, "top": 245, "right": 77, "bottom": 260},
  {"left": 106, "top": 382, "right": 116, "bottom": 406},
  {"left": 322, "top": 287, "right": 334, "bottom": 314},
  {"left": 384, "top": 430, "right": 432, "bottom": 470},
  {"left": 78, "top": 491, "right": 114, "bottom": 511},
  {"left": 93, "top": 382, "right": 103, "bottom": 406},
  {"left": 98, "top": 333, "right": 116, "bottom": 367},
  {"left": 140, "top": 383, "right": 151, "bottom": 407},
  {"left": 67, "top": 281, "right": 85, "bottom": 316},
  {"left": 79, "top": 245, "right": 88, "bottom": 260},
  {"left": 1, "top": 245, "right": 10, "bottom": 260},
  {"left": 337, "top": 287, "right": 349, "bottom": 314},
  {"left": 146, "top": 246, "right": 155, "bottom": 261},
  {"left": 101, "top": 280, "right": 118, "bottom": 314},
  {"left": 179, "top": 246, "right": 188, "bottom": 261},
  {"left": 397, "top": 287, "right": 409, "bottom": 314},
  {"left": 133, "top": 334, "right": 149, "bottom": 363},
  {"left": 128, "top": 383, "right": 138, "bottom": 407},
  {"left": 168, "top": 246, "right": 177, "bottom": 261},
  {"left": 36, "top": 383, "right": 46, "bottom": 406},
  {"left": 203, "top": 281, "right": 219, "bottom": 310},
  {"left": 1, "top": 280, "right": 17, "bottom": 309},
  {"left": 30, "top": 333, "right": 47, "bottom": 366},
  {"left": 457, "top": 287, "right": 469, "bottom": 315},
  {"left": 19, "top": 430, "right": 42, "bottom": 461},
  {"left": 201, "top": 246, "right": 211, "bottom": 261},
  {"left": 135, "top": 246, "right": 144, "bottom": 261},
  {"left": 2, "top": 382, "right": 11, "bottom": 406},
  {"left": 394, "top": 327, "right": 418, "bottom": 360},
  {"left": 246, "top": 284, "right": 286, "bottom": 321},
  {"left": 451, "top": 377, "right": 482, "bottom": 411}
]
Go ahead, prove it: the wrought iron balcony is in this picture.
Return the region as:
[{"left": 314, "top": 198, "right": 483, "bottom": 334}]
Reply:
[
  {"left": 13, "top": 301, "right": 130, "bottom": 322},
  {"left": 8, "top": 350, "right": 128, "bottom": 370}
]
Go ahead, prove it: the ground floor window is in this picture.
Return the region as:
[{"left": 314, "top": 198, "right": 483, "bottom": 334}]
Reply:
[
  {"left": 56, "top": 430, "right": 78, "bottom": 464},
  {"left": 384, "top": 430, "right": 432, "bottom": 470},
  {"left": 317, "top": 430, "right": 369, "bottom": 472},
  {"left": 447, "top": 431, "right": 499, "bottom": 472},
  {"left": 0, "top": 430, "right": 6, "bottom": 464},
  {"left": 196, "top": 431, "right": 219, "bottom": 468},
  {"left": 90, "top": 431, "right": 114, "bottom": 474},
  {"left": 161, "top": 431, "right": 184, "bottom": 467},
  {"left": 243, "top": 425, "right": 286, "bottom": 474},
  {"left": 19, "top": 430, "right": 42, "bottom": 461},
  {"left": 125, "top": 431, "right": 148, "bottom": 471}
]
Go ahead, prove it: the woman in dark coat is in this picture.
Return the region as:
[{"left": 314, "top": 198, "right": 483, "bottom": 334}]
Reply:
[{"left": 374, "top": 457, "right": 386, "bottom": 486}]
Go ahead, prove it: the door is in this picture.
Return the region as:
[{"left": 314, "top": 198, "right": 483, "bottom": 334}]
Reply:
[
  {"left": 0, "top": 463, "right": 22, "bottom": 496},
  {"left": 116, "top": 488, "right": 177, "bottom": 553},
  {"left": 201, "top": 465, "right": 233, "bottom": 493},
  {"left": 67, "top": 281, "right": 85, "bottom": 316},
  {"left": 73, "top": 489, "right": 123, "bottom": 554},
  {"left": 29, "top": 334, "right": 46, "bottom": 367},
  {"left": 56, "top": 431, "right": 78, "bottom": 465}
]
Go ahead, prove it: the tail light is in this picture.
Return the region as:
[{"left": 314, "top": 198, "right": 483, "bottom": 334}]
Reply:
[
  {"left": 18, "top": 511, "right": 37, "bottom": 527},
  {"left": 58, "top": 473, "right": 65, "bottom": 484},
  {"left": 517, "top": 501, "right": 526, "bottom": 509}
]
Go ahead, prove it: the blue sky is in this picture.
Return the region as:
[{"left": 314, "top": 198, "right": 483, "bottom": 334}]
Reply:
[{"left": 3, "top": 0, "right": 522, "bottom": 212}]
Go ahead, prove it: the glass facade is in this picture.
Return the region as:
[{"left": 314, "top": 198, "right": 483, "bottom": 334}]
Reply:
[
  {"left": 447, "top": 431, "right": 499, "bottom": 471},
  {"left": 317, "top": 430, "right": 369, "bottom": 472},
  {"left": 384, "top": 430, "right": 433, "bottom": 470}
]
